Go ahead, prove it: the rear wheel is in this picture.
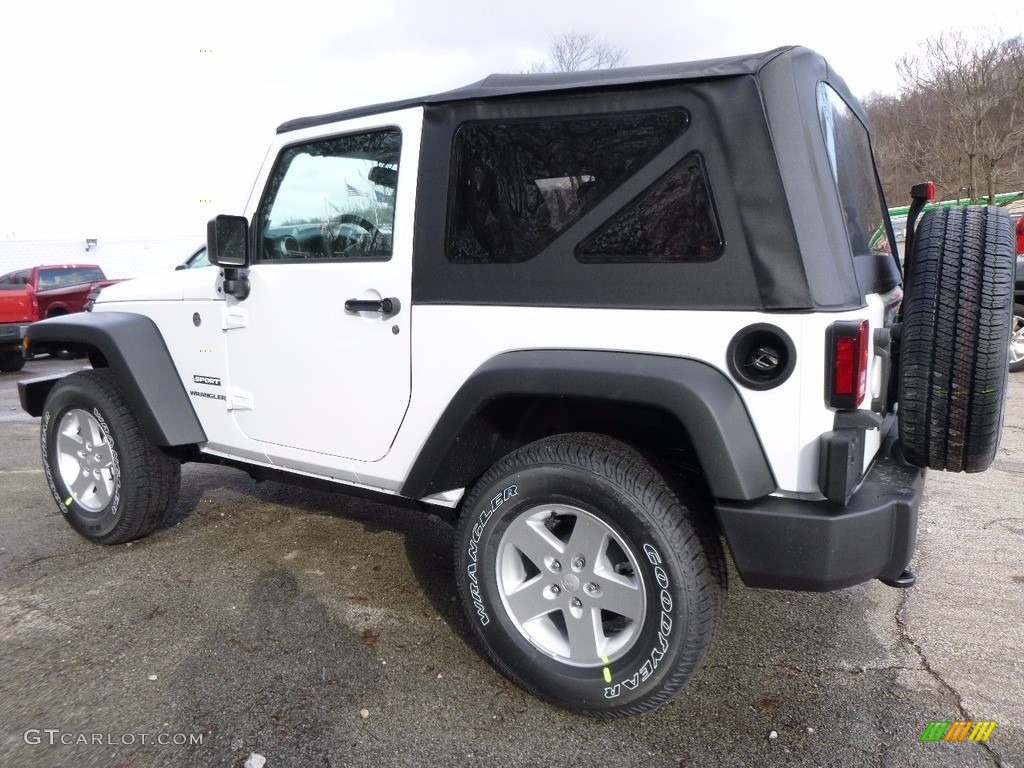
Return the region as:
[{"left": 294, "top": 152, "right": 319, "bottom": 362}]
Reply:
[
  {"left": 454, "top": 433, "right": 725, "bottom": 717},
  {"left": 41, "top": 369, "right": 182, "bottom": 544},
  {"left": 899, "top": 205, "right": 1014, "bottom": 471}
]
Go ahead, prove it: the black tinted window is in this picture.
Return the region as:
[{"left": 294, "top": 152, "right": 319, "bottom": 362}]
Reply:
[
  {"left": 446, "top": 110, "right": 689, "bottom": 263},
  {"left": 576, "top": 152, "right": 721, "bottom": 262},
  {"left": 817, "top": 84, "right": 893, "bottom": 257}
]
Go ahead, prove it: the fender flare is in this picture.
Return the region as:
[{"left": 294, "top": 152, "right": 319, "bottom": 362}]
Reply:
[
  {"left": 401, "top": 350, "right": 776, "bottom": 501},
  {"left": 20, "top": 312, "right": 206, "bottom": 447}
]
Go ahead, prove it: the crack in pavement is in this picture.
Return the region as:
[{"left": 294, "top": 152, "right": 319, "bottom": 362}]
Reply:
[
  {"left": 895, "top": 588, "right": 1004, "bottom": 768},
  {"left": 0, "top": 547, "right": 115, "bottom": 580},
  {"left": 981, "top": 517, "right": 1024, "bottom": 532}
]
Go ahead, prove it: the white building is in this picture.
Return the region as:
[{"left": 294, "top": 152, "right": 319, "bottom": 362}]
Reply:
[{"left": 0, "top": 236, "right": 202, "bottom": 280}]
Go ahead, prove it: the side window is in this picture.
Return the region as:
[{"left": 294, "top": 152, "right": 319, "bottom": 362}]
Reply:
[
  {"left": 256, "top": 129, "right": 401, "bottom": 263},
  {"left": 576, "top": 152, "right": 722, "bottom": 262},
  {"left": 817, "top": 83, "right": 894, "bottom": 257},
  {"left": 446, "top": 110, "right": 689, "bottom": 263}
]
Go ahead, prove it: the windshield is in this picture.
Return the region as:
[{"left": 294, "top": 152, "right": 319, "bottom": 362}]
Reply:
[{"left": 817, "top": 84, "right": 895, "bottom": 259}]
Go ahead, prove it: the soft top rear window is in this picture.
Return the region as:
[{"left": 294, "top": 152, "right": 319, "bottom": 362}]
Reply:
[{"left": 817, "top": 84, "right": 895, "bottom": 260}]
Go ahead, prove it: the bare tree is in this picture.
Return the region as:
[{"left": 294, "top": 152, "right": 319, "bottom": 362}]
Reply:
[
  {"left": 527, "top": 31, "right": 627, "bottom": 73},
  {"left": 894, "top": 31, "right": 1024, "bottom": 202}
]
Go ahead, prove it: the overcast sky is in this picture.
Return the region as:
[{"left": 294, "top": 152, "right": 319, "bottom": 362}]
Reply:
[{"left": 1, "top": 0, "right": 1021, "bottom": 242}]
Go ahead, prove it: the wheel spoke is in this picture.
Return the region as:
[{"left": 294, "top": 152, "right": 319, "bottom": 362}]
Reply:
[
  {"left": 565, "top": 606, "right": 603, "bottom": 662},
  {"left": 92, "top": 441, "right": 115, "bottom": 469},
  {"left": 504, "top": 577, "right": 554, "bottom": 625},
  {"left": 57, "top": 418, "right": 85, "bottom": 455},
  {"left": 94, "top": 469, "right": 114, "bottom": 506},
  {"left": 596, "top": 576, "right": 644, "bottom": 622},
  {"left": 504, "top": 512, "right": 565, "bottom": 569},
  {"left": 566, "top": 513, "right": 608, "bottom": 566},
  {"left": 69, "top": 469, "right": 95, "bottom": 499},
  {"left": 84, "top": 413, "right": 105, "bottom": 448}
]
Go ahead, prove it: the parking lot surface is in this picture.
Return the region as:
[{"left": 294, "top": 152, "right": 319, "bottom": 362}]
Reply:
[{"left": 1, "top": 357, "right": 1022, "bottom": 768}]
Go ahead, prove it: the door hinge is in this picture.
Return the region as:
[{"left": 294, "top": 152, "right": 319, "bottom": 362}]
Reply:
[
  {"left": 222, "top": 307, "right": 249, "bottom": 330},
  {"left": 227, "top": 388, "right": 254, "bottom": 411}
]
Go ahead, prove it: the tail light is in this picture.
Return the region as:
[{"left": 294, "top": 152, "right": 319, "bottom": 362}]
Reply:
[
  {"left": 28, "top": 288, "right": 39, "bottom": 320},
  {"left": 826, "top": 320, "right": 869, "bottom": 408},
  {"left": 1016, "top": 216, "right": 1023, "bottom": 256}
]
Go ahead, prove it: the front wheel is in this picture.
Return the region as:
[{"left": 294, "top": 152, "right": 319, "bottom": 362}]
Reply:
[
  {"left": 454, "top": 433, "right": 725, "bottom": 717},
  {"left": 41, "top": 369, "right": 182, "bottom": 544}
]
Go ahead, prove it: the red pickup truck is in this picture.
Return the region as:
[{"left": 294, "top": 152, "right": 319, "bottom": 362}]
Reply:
[{"left": 0, "top": 264, "right": 123, "bottom": 371}]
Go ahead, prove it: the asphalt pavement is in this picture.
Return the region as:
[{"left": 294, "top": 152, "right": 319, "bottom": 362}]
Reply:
[{"left": 1, "top": 356, "right": 1021, "bottom": 768}]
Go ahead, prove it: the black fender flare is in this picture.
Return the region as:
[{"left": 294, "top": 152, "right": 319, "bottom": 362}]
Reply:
[
  {"left": 401, "top": 350, "right": 776, "bottom": 501},
  {"left": 20, "top": 312, "right": 206, "bottom": 447}
]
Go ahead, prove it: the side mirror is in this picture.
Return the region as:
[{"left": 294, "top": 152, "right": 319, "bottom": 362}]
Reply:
[
  {"left": 207, "top": 215, "right": 251, "bottom": 300},
  {"left": 207, "top": 215, "right": 250, "bottom": 268}
]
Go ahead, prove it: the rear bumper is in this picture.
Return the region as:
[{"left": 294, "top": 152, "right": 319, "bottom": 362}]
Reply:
[{"left": 715, "top": 419, "right": 924, "bottom": 591}]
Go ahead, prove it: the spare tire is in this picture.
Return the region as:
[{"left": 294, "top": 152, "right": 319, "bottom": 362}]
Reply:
[{"left": 899, "top": 205, "right": 1014, "bottom": 472}]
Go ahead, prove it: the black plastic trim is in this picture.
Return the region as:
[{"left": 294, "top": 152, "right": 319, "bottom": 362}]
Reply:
[
  {"left": 401, "top": 350, "right": 776, "bottom": 501},
  {"left": 833, "top": 409, "right": 883, "bottom": 430},
  {"left": 716, "top": 420, "right": 923, "bottom": 591},
  {"left": 726, "top": 323, "right": 796, "bottom": 390},
  {"left": 21, "top": 312, "right": 206, "bottom": 447},
  {"left": 818, "top": 427, "right": 865, "bottom": 504},
  {"left": 196, "top": 453, "right": 455, "bottom": 526},
  {"left": 17, "top": 375, "right": 60, "bottom": 417}
]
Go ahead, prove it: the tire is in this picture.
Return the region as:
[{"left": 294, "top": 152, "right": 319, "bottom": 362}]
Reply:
[
  {"left": 454, "top": 433, "right": 726, "bottom": 717},
  {"left": 0, "top": 351, "right": 25, "bottom": 372},
  {"left": 40, "top": 369, "right": 182, "bottom": 544},
  {"left": 899, "top": 205, "right": 1014, "bottom": 471},
  {"left": 1010, "top": 304, "right": 1024, "bottom": 374}
]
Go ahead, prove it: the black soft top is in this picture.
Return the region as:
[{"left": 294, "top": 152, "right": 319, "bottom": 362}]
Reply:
[
  {"left": 276, "top": 46, "right": 890, "bottom": 312},
  {"left": 278, "top": 45, "right": 862, "bottom": 134}
]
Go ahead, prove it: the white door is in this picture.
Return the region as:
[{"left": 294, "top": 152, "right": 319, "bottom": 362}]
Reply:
[{"left": 224, "top": 122, "right": 417, "bottom": 462}]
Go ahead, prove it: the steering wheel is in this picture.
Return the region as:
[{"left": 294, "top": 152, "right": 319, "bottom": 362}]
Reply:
[{"left": 328, "top": 214, "right": 384, "bottom": 256}]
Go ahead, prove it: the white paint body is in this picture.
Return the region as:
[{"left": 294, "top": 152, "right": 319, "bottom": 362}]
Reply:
[{"left": 94, "top": 105, "right": 889, "bottom": 504}]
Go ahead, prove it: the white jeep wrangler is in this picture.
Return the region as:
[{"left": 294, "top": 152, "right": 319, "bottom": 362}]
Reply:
[{"left": 19, "top": 46, "right": 1014, "bottom": 717}]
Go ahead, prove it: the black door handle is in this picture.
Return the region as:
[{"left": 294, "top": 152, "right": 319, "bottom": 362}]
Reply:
[{"left": 345, "top": 297, "right": 400, "bottom": 317}]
